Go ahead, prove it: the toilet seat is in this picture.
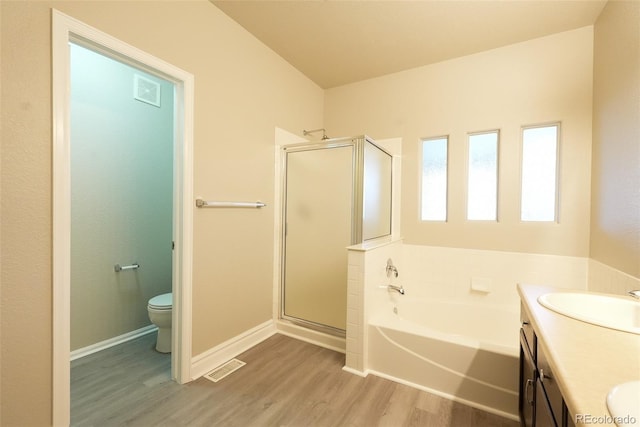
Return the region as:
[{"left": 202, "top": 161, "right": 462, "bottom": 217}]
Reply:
[{"left": 148, "top": 292, "right": 172, "bottom": 310}]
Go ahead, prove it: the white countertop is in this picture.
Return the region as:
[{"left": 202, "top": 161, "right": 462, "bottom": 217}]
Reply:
[{"left": 518, "top": 284, "right": 640, "bottom": 427}]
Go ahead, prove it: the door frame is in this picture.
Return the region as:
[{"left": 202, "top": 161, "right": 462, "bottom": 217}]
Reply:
[{"left": 52, "top": 9, "right": 194, "bottom": 426}]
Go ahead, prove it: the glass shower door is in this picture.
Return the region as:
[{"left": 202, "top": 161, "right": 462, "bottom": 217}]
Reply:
[{"left": 282, "top": 145, "right": 354, "bottom": 332}]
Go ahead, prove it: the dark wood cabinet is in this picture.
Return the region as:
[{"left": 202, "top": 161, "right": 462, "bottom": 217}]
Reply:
[
  {"left": 519, "top": 331, "right": 536, "bottom": 427},
  {"left": 535, "top": 382, "right": 557, "bottom": 427},
  {"left": 519, "top": 306, "right": 575, "bottom": 427}
]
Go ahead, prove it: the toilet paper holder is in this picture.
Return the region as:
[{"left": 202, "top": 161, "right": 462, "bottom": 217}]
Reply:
[{"left": 114, "top": 263, "right": 140, "bottom": 272}]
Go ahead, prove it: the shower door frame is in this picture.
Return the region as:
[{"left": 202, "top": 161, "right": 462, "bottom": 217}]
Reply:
[{"left": 279, "top": 137, "right": 366, "bottom": 336}]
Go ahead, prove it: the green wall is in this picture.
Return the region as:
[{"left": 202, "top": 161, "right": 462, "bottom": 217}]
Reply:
[{"left": 70, "top": 43, "right": 174, "bottom": 350}]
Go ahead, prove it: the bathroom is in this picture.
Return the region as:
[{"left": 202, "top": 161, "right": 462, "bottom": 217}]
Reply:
[{"left": 1, "top": 1, "right": 638, "bottom": 425}]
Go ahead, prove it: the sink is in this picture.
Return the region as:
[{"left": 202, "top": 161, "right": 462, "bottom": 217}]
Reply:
[
  {"left": 607, "top": 381, "right": 640, "bottom": 427},
  {"left": 537, "top": 292, "right": 640, "bottom": 335}
]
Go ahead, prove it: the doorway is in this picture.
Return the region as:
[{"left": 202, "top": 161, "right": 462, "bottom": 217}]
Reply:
[
  {"left": 69, "top": 42, "right": 174, "bottom": 356},
  {"left": 52, "top": 10, "right": 194, "bottom": 426}
]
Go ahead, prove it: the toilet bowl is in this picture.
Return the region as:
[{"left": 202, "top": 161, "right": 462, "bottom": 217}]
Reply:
[{"left": 147, "top": 292, "right": 172, "bottom": 353}]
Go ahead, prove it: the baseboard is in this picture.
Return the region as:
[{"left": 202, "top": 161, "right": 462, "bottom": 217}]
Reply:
[
  {"left": 275, "top": 320, "right": 346, "bottom": 353},
  {"left": 71, "top": 325, "right": 158, "bottom": 361},
  {"left": 342, "top": 366, "right": 369, "bottom": 377},
  {"left": 190, "top": 320, "right": 276, "bottom": 380}
]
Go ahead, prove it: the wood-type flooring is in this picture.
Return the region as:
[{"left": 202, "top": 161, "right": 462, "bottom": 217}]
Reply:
[{"left": 71, "top": 332, "right": 519, "bottom": 427}]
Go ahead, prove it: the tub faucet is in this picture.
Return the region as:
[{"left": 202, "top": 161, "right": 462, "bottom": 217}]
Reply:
[
  {"left": 628, "top": 290, "right": 640, "bottom": 299},
  {"left": 387, "top": 284, "right": 405, "bottom": 295}
]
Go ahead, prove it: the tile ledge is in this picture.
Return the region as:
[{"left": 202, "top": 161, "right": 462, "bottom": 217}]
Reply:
[{"left": 347, "top": 236, "right": 403, "bottom": 252}]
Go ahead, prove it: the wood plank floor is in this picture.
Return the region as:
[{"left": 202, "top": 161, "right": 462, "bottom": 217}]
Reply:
[{"left": 71, "top": 333, "right": 519, "bottom": 427}]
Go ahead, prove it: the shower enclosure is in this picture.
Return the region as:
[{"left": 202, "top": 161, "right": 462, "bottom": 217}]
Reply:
[{"left": 280, "top": 135, "right": 393, "bottom": 335}]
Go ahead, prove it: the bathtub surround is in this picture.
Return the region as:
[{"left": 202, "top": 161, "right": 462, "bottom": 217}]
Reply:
[
  {"left": 401, "top": 245, "right": 588, "bottom": 309},
  {"left": 346, "top": 240, "right": 635, "bottom": 419},
  {"left": 587, "top": 259, "right": 640, "bottom": 296},
  {"left": 346, "top": 237, "right": 404, "bottom": 374}
]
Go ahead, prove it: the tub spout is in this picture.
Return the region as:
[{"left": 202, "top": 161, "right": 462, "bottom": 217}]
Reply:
[
  {"left": 628, "top": 290, "right": 640, "bottom": 299},
  {"left": 388, "top": 284, "right": 405, "bottom": 295}
]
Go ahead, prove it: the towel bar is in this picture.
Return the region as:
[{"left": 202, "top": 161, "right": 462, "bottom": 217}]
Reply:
[{"left": 195, "top": 199, "right": 266, "bottom": 208}]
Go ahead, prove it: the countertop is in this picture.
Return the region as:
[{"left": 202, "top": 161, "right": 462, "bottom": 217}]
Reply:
[{"left": 518, "top": 284, "right": 640, "bottom": 427}]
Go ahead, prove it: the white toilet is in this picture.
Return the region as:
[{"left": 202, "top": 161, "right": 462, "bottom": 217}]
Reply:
[{"left": 147, "top": 292, "right": 172, "bottom": 353}]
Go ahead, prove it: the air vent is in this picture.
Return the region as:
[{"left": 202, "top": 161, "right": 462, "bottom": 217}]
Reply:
[
  {"left": 134, "top": 74, "right": 161, "bottom": 107},
  {"left": 204, "top": 359, "right": 246, "bottom": 383}
]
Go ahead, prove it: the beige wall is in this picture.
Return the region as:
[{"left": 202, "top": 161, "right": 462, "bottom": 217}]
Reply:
[
  {"left": 325, "top": 27, "right": 594, "bottom": 257},
  {"left": 590, "top": 0, "right": 640, "bottom": 279},
  {"left": 3, "top": 1, "right": 638, "bottom": 425},
  {"left": 0, "top": 1, "right": 323, "bottom": 425}
]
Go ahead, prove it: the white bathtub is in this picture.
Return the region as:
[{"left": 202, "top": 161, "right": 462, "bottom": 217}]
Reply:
[{"left": 368, "top": 297, "right": 521, "bottom": 420}]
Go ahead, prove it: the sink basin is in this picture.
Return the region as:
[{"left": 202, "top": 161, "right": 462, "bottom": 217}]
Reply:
[
  {"left": 607, "top": 381, "right": 640, "bottom": 427},
  {"left": 538, "top": 292, "right": 640, "bottom": 335}
]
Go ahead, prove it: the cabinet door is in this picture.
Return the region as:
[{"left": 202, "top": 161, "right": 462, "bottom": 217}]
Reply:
[
  {"left": 564, "top": 403, "right": 576, "bottom": 427},
  {"left": 520, "top": 304, "right": 536, "bottom": 357},
  {"left": 538, "top": 341, "right": 563, "bottom": 421},
  {"left": 519, "top": 332, "right": 536, "bottom": 427},
  {"left": 535, "top": 379, "right": 558, "bottom": 427}
]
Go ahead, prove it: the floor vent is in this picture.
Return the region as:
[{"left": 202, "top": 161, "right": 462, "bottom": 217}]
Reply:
[{"left": 204, "top": 359, "right": 246, "bottom": 383}]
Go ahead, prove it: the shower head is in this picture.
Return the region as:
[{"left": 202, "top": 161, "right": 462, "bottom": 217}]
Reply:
[{"left": 303, "top": 128, "right": 330, "bottom": 140}]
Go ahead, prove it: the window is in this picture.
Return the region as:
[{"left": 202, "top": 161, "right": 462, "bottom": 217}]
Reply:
[
  {"left": 467, "top": 131, "right": 499, "bottom": 220},
  {"left": 421, "top": 137, "right": 448, "bottom": 221},
  {"left": 521, "top": 124, "right": 559, "bottom": 222}
]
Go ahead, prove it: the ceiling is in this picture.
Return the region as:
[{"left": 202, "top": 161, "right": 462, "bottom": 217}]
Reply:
[{"left": 211, "top": 0, "right": 607, "bottom": 89}]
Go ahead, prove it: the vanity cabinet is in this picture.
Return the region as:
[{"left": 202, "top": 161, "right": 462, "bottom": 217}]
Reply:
[
  {"left": 519, "top": 305, "right": 537, "bottom": 427},
  {"left": 519, "top": 329, "right": 536, "bottom": 427},
  {"left": 535, "top": 381, "right": 557, "bottom": 427},
  {"left": 519, "top": 305, "right": 576, "bottom": 427}
]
